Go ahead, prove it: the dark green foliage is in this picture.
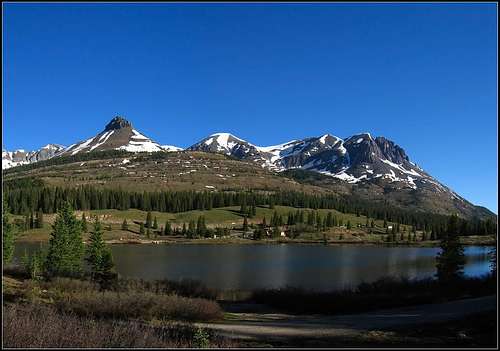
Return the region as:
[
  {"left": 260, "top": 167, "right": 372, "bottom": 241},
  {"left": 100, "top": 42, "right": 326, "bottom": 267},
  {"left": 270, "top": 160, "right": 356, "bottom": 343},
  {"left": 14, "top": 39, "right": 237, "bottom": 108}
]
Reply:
[
  {"left": 3, "top": 198, "right": 16, "bottom": 264},
  {"left": 187, "top": 220, "right": 196, "bottom": 239},
  {"left": 139, "top": 223, "right": 145, "bottom": 235},
  {"left": 146, "top": 212, "right": 152, "bottom": 228},
  {"left": 152, "top": 216, "right": 158, "bottom": 229},
  {"left": 81, "top": 213, "right": 88, "bottom": 232},
  {"left": 121, "top": 219, "right": 128, "bottom": 231},
  {"left": 21, "top": 247, "right": 45, "bottom": 280},
  {"left": 239, "top": 198, "right": 247, "bottom": 215},
  {"left": 243, "top": 216, "right": 248, "bottom": 232},
  {"left": 35, "top": 210, "right": 44, "bottom": 228},
  {"left": 164, "top": 221, "right": 172, "bottom": 235},
  {"left": 196, "top": 216, "right": 207, "bottom": 237},
  {"left": 4, "top": 182, "right": 496, "bottom": 236},
  {"left": 436, "top": 215, "right": 466, "bottom": 283},
  {"left": 45, "top": 202, "right": 85, "bottom": 278},
  {"left": 29, "top": 212, "right": 34, "bottom": 229},
  {"left": 86, "top": 218, "right": 116, "bottom": 289}
]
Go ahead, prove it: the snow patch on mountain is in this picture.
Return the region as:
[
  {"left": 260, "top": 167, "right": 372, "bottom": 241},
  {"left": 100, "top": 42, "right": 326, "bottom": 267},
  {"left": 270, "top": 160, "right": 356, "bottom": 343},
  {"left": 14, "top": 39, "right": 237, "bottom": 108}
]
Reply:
[{"left": 161, "top": 145, "right": 183, "bottom": 152}]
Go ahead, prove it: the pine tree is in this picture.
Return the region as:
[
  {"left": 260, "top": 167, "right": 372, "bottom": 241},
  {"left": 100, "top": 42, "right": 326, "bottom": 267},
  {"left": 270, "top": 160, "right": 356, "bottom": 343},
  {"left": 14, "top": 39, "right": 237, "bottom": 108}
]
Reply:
[
  {"left": 36, "top": 210, "right": 44, "bottom": 229},
  {"left": 269, "top": 197, "right": 275, "bottom": 210},
  {"left": 188, "top": 220, "right": 196, "bottom": 238},
  {"left": 346, "top": 220, "right": 352, "bottom": 230},
  {"left": 45, "top": 202, "right": 84, "bottom": 277},
  {"left": 81, "top": 213, "right": 88, "bottom": 232},
  {"left": 164, "top": 221, "right": 172, "bottom": 235},
  {"left": 153, "top": 216, "right": 158, "bottom": 229},
  {"left": 3, "top": 198, "right": 16, "bottom": 264},
  {"left": 24, "top": 214, "right": 30, "bottom": 231},
  {"left": 240, "top": 199, "right": 247, "bottom": 215},
  {"left": 251, "top": 204, "right": 257, "bottom": 217},
  {"left": 29, "top": 212, "right": 34, "bottom": 229},
  {"left": 146, "top": 212, "right": 152, "bottom": 228},
  {"left": 326, "top": 212, "right": 333, "bottom": 227},
  {"left": 86, "top": 217, "right": 115, "bottom": 289},
  {"left": 196, "top": 216, "right": 206, "bottom": 237},
  {"left": 139, "top": 223, "right": 145, "bottom": 235},
  {"left": 436, "top": 228, "right": 466, "bottom": 283},
  {"left": 121, "top": 219, "right": 128, "bottom": 231},
  {"left": 182, "top": 223, "right": 187, "bottom": 236},
  {"left": 243, "top": 216, "right": 249, "bottom": 232},
  {"left": 146, "top": 227, "right": 151, "bottom": 238}
]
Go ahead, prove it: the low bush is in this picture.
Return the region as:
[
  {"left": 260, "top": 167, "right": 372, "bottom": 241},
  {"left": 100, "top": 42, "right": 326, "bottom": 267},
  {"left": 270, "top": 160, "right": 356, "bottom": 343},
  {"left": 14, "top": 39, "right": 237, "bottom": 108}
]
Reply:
[
  {"left": 117, "top": 278, "right": 217, "bottom": 300},
  {"left": 53, "top": 290, "right": 223, "bottom": 321}
]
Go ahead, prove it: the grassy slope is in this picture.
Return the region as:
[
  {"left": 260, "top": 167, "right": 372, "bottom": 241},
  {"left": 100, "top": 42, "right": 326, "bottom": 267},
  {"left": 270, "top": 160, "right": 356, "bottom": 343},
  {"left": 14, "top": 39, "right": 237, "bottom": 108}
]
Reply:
[
  {"left": 3, "top": 151, "right": 332, "bottom": 194},
  {"left": 14, "top": 205, "right": 496, "bottom": 245}
]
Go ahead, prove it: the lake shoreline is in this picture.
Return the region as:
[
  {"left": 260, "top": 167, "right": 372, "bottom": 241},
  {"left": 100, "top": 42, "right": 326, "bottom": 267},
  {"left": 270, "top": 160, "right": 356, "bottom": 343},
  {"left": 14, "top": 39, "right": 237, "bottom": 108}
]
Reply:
[{"left": 15, "top": 235, "right": 496, "bottom": 248}]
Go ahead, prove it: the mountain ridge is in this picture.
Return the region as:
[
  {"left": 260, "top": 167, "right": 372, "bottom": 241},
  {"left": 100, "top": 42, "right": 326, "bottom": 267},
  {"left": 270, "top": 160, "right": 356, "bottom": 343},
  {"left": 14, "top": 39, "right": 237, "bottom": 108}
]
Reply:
[{"left": 2, "top": 116, "right": 495, "bottom": 218}]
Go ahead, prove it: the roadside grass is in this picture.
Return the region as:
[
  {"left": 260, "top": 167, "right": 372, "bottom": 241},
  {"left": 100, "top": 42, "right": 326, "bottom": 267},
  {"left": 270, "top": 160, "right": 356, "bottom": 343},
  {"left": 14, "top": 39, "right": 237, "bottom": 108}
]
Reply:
[{"left": 249, "top": 274, "right": 497, "bottom": 315}]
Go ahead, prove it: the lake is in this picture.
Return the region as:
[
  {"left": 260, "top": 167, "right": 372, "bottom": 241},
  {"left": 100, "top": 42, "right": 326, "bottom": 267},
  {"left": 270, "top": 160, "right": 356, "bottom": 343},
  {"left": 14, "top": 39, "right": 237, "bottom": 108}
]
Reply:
[{"left": 13, "top": 243, "right": 492, "bottom": 291}]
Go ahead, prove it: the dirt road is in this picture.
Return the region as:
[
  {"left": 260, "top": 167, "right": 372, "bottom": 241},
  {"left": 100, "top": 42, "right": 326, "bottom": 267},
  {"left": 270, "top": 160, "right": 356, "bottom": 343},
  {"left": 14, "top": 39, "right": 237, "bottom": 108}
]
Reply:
[{"left": 197, "top": 295, "right": 497, "bottom": 341}]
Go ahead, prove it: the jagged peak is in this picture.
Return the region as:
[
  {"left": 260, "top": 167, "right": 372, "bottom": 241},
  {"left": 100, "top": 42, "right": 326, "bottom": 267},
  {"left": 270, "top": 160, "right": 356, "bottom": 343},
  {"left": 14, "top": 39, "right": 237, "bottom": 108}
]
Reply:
[
  {"left": 318, "top": 133, "right": 342, "bottom": 144},
  {"left": 104, "top": 116, "right": 132, "bottom": 131}
]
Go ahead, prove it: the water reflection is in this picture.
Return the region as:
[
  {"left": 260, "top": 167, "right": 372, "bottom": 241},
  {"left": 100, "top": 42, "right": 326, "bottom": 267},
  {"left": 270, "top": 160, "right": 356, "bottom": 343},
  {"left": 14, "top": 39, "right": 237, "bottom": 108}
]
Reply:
[{"left": 13, "top": 243, "right": 493, "bottom": 291}]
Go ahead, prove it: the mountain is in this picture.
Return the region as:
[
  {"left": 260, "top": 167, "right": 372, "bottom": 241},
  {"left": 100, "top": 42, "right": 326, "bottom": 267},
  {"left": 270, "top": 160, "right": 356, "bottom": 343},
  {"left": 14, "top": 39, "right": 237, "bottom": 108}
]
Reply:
[
  {"left": 188, "top": 132, "right": 491, "bottom": 219},
  {"left": 2, "top": 144, "right": 65, "bottom": 169},
  {"left": 2, "top": 117, "right": 182, "bottom": 169},
  {"left": 2, "top": 116, "right": 494, "bottom": 219},
  {"left": 62, "top": 116, "right": 165, "bottom": 155}
]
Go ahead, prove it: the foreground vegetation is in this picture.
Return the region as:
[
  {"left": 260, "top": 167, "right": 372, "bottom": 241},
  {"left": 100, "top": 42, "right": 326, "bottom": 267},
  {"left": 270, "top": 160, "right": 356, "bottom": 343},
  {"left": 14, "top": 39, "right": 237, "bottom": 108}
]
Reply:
[
  {"left": 3, "top": 272, "right": 233, "bottom": 348},
  {"left": 3, "top": 303, "right": 234, "bottom": 348}
]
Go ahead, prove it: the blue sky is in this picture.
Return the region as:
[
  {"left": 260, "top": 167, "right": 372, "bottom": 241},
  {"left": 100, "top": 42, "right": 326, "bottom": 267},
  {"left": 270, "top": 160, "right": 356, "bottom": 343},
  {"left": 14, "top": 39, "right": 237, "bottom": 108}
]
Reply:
[{"left": 2, "top": 3, "right": 497, "bottom": 212}]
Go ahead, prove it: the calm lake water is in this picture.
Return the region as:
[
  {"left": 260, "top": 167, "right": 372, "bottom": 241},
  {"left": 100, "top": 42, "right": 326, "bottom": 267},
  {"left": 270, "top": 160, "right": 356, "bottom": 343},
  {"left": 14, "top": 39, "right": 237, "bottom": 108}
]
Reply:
[{"left": 13, "top": 243, "right": 492, "bottom": 291}]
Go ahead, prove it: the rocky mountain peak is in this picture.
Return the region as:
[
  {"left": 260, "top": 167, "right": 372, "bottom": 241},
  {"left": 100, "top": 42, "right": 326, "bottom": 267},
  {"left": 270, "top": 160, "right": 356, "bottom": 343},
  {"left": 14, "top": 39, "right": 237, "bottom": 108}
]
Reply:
[{"left": 104, "top": 116, "right": 132, "bottom": 131}]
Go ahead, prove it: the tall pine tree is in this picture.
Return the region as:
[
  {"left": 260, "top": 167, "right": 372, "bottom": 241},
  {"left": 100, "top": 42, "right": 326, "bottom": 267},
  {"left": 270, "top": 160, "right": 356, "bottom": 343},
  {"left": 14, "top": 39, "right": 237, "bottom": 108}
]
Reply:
[{"left": 45, "top": 202, "right": 84, "bottom": 277}]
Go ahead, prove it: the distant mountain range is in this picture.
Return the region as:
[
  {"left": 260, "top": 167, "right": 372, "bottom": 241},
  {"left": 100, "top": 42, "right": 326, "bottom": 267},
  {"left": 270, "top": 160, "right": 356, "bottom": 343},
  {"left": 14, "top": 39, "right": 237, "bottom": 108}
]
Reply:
[{"left": 2, "top": 116, "right": 494, "bottom": 218}]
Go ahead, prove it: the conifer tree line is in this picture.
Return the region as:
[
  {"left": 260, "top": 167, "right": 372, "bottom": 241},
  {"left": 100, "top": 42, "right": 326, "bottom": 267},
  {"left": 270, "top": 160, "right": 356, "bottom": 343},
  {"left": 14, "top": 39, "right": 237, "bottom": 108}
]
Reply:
[
  {"left": 3, "top": 199, "right": 116, "bottom": 286},
  {"left": 4, "top": 183, "right": 497, "bottom": 236}
]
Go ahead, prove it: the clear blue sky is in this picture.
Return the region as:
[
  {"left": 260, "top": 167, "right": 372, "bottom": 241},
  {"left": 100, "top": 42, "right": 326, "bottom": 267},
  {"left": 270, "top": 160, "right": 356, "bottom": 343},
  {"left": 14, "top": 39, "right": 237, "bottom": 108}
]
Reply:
[{"left": 2, "top": 3, "right": 497, "bottom": 212}]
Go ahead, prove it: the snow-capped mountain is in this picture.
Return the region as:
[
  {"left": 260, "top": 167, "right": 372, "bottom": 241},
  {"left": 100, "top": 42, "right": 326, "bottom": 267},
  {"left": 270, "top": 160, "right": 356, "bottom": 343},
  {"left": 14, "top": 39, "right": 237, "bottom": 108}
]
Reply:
[
  {"left": 3, "top": 117, "right": 491, "bottom": 218},
  {"left": 2, "top": 117, "right": 183, "bottom": 169},
  {"left": 62, "top": 116, "right": 166, "bottom": 155},
  {"left": 187, "top": 132, "right": 465, "bottom": 201},
  {"left": 2, "top": 144, "right": 65, "bottom": 169}
]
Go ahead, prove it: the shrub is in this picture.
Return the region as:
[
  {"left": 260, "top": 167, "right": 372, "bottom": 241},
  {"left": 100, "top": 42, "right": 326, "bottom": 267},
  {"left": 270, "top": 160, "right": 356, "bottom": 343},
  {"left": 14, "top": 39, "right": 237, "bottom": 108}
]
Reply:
[{"left": 53, "top": 290, "right": 222, "bottom": 322}]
